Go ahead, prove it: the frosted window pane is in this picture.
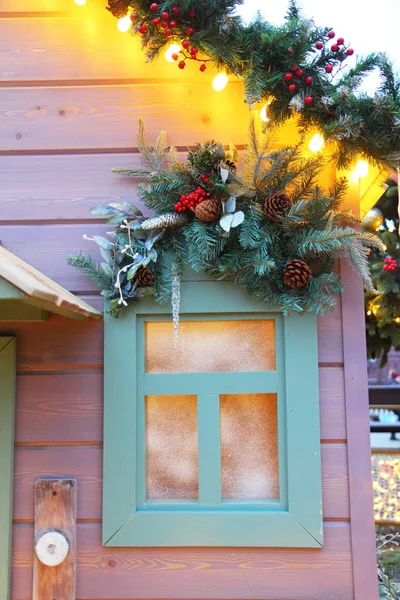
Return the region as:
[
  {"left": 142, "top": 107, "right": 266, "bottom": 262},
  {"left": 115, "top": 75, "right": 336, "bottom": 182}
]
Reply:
[
  {"left": 146, "top": 320, "right": 275, "bottom": 373},
  {"left": 147, "top": 395, "right": 198, "bottom": 499},
  {"left": 220, "top": 393, "right": 279, "bottom": 499}
]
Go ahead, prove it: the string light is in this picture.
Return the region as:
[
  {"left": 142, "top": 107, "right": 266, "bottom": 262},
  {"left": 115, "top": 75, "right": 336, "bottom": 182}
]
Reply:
[
  {"left": 74, "top": 0, "right": 87, "bottom": 4},
  {"left": 308, "top": 133, "right": 324, "bottom": 153},
  {"left": 164, "top": 44, "right": 181, "bottom": 63},
  {"left": 117, "top": 15, "right": 131, "bottom": 32},
  {"left": 212, "top": 73, "right": 229, "bottom": 92},
  {"left": 260, "top": 103, "right": 270, "bottom": 122},
  {"left": 355, "top": 159, "right": 369, "bottom": 179},
  {"left": 395, "top": 317, "right": 400, "bottom": 324},
  {"left": 367, "top": 310, "right": 372, "bottom": 316},
  {"left": 372, "top": 455, "right": 400, "bottom": 523}
]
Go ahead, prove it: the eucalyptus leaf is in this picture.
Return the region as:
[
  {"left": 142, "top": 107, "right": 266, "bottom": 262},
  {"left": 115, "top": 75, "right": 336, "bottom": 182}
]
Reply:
[
  {"left": 127, "top": 263, "right": 142, "bottom": 280},
  {"left": 100, "top": 247, "right": 113, "bottom": 265},
  {"left": 90, "top": 205, "right": 115, "bottom": 216},
  {"left": 225, "top": 196, "right": 236, "bottom": 213},
  {"left": 220, "top": 213, "right": 234, "bottom": 232},
  {"left": 220, "top": 167, "right": 229, "bottom": 183},
  {"left": 231, "top": 211, "right": 245, "bottom": 228},
  {"left": 93, "top": 235, "right": 114, "bottom": 250}
]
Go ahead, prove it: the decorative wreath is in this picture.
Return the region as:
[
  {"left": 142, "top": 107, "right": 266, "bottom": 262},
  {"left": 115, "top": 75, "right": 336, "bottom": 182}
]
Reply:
[
  {"left": 103, "top": 0, "right": 400, "bottom": 170},
  {"left": 69, "top": 117, "right": 383, "bottom": 332}
]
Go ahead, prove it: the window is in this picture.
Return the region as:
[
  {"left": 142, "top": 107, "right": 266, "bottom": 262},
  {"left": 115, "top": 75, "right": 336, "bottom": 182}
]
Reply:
[{"left": 103, "top": 280, "right": 322, "bottom": 547}]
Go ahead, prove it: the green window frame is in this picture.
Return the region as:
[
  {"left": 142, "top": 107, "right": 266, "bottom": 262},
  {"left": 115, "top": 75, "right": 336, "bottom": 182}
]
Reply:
[
  {"left": 103, "top": 280, "right": 322, "bottom": 548},
  {"left": 0, "top": 337, "right": 16, "bottom": 598}
]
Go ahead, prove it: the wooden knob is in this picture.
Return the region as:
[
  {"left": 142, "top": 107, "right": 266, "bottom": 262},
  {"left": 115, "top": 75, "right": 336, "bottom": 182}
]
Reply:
[{"left": 35, "top": 531, "right": 69, "bottom": 567}]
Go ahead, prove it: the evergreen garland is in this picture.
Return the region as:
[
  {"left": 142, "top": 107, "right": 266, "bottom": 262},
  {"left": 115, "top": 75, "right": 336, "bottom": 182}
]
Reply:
[
  {"left": 68, "top": 117, "right": 383, "bottom": 316},
  {"left": 365, "top": 181, "right": 400, "bottom": 366},
  {"left": 104, "top": 0, "right": 400, "bottom": 170}
]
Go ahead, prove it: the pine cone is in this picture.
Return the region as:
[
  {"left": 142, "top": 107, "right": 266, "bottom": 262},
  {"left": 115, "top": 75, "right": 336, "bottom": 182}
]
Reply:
[
  {"left": 136, "top": 267, "right": 155, "bottom": 287},
  {"left": 263, "top": 191, "right": 292, "bottom": 222},
  {"left": 106, "top": 0, "right": 130, "bottom": 18},
  {"left": 195, "top": 199, "right": 222, "bottom": 222},
  {"left": 283, "top": 259, "right": 312, "bottom": 288}
]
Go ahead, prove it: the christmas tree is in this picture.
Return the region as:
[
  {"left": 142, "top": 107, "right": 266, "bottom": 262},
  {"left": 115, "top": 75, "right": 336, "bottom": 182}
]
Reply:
[{"left": 364, "top": 179, "right": 400, "bottom": 366}]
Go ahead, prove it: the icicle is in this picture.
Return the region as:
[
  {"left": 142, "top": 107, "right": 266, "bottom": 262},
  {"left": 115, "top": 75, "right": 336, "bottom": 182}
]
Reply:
[{"left": 171, "top": 260, "right": 181, "bottom": 349}]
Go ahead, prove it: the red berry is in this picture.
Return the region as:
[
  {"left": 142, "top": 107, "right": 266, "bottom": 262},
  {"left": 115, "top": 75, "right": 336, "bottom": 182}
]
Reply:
[
  {"left": 130, "top": 13, "right": 138, "bottom": 21},
  {"left": 325, "top": 64, "right": 333, "bottom": 73},
  {"left": 331, "top": 44, "right": 339, "bottom": 52},
  {"left": 178, "top": 61, "right": 186, "bottom": 69},
  {"left": 161, "top": 21, "right": 168, "bottom": 28},
  {"left": 287, "top": 47, "right": 293, "bottom": 54},
  {"left": 188, "top": 9, "right": 196, "bottom": 17},
  {"left": 304, "top": 96, "right": 313, "bottom": 105},
  {"left": 182, "top": 39, "right": 190, "bottom": 49},
  {"left": 328, "top": 30, "right": 335, "bottom": 38},
  {"left": 347, "top": 48, "right": 354, "bottom": 56},
  {"left": 191, "top": 47, "right": 199, "bottom": 55},
  {"left": 152, "top": 17, "right": 160, "bottom": 25},
  {"left": 165, "top": 28, "right": 172, "bottom": 36},
  {"left": 305, "top": 76, "right": 312, "bottom": 84},
  {"left": 337, "top": 37, "right": 344, "bottom": 45},
  {"left": 201, "top": 175, "right": 206, "bottom": 180},
  {"left": 172, "top": 6, "right": 180, "bottom": 15},
  {"left": 284, "top": 72, "right": 293, "bottom": 81},
  {"left": 199, "top": 64, "right": 206, "bottom": 72},
  {"left": 291, "top": 65, "right": 298, "bottom": 72},
  {"left": 296, "top": 69, "right": 304, "bottom": 77},
  {"left": 316, "top": 42, "right": 323, "bottom": 50},
  {"left": 187, "top": 27, "right": 194, "bottom": 35},
  {"left": 150, "top": 2, "right": 158, "bottom": 10},
  {"left": 169, "top": 20, "right": 177, "bottom": 28},
  {"left": 139, "top": 24, "right": 147, "bottom": 34},
  {"left": 171, "top": 52, "right": 179, "bottom": 61},
  {"left": 288, "top": 84, "right": 297, "bottom": 92},
  {"left": 161, "top": 11, "right": 169, "bottom": 20}
]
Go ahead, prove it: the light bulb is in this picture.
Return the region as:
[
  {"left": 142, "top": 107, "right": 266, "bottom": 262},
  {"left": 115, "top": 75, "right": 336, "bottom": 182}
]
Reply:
[
  {"left": 260, "top": 103, "right": 270, "bottom": 122},
  {"left": 355, "top": 160, "right": 369, "bottom": 179},
  {"left": 212, "top": 73, "right": 229, "bottom": 92},
  {"left": 74, "top": 0, "right": 87, "bottom": 4},
  {"left": 367, "top": 310, "right": 372, "bottom": 316},
  {"left": 164, "top": 44, "right": 181, "bottom": 63},
  {"left": 117, "top": 15, "right": 131, "bottom": 33},
  {"left": 308, "top": 133, "right": 324, "bottom": 153},
  {"left": 395, "top": 317, "right": 400, "bottom": 324}
]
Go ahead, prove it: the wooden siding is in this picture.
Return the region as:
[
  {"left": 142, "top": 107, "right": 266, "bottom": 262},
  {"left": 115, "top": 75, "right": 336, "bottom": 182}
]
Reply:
[{"left": 0, "top": 1, "right": 377, "bottom": 598}]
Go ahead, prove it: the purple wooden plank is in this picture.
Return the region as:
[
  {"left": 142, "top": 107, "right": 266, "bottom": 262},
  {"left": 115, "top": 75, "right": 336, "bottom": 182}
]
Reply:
[{"left": 341, "top": 257, "right": 379, "bottom": 600}]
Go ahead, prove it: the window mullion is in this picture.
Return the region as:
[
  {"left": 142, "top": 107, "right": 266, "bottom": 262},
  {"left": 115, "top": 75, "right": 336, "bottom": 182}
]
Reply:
[{"left": 197, "top": 394, "right": 222, "bottom": 505}]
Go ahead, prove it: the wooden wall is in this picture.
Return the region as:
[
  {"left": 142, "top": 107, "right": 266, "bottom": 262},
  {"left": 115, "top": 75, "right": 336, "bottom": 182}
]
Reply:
[{"left": 0, "top": 1, "right": 377, "bottom": 598}]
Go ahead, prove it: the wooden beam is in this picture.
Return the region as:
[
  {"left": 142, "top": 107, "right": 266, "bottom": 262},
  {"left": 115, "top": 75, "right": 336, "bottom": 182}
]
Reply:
[
  {"left": 0, "top": 300, "right": 48, "bottom": 322},
  {"left": 0, "top": 337, "right": 16, "bottom": 600},
  {"left": 33, "top": 479, "right": 77, "bottom": 600}
]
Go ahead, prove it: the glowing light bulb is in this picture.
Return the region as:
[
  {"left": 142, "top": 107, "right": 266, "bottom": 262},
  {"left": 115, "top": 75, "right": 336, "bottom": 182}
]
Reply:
[
  {"left": 395, "top": 317, "right": 400, "bottom": 323},
  {"left": 260, "top": 103, "right": 270, "bottom": 122},
  {"left": 308, "top": 133, "right": 324, "bottom": 153},
  {"left": 212, "top": 73, "right": 229, "bottom": 92},
  {"left": 117, "top": 15, "right": 131, "bottom": 33},
  {"left": 164, "top": 44, "right": 181, "bottom": 63},
  {"left": 74, "top": 0, "right": 87, "bottom": 4},
  {"left": 367, "top": 310, "right": 372, "bottom": 316},
  {"left": 355, "top": 160, "right": 369, "bottom": 179}
]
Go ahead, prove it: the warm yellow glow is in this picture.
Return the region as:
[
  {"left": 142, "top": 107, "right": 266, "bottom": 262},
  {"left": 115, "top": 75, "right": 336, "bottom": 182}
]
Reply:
[
  {"left": 395, "top": 317, "right": 400, "bottom": 323},
  {"left": 308, "top": 133, "right": 324, "bottom": 153},
  {"left": 164, "top": 44, "right": 181, "bottom": 63},
  {"left": 74, "top": 0, "right": 87, "bottom": 4},
  {"left": 355, "top": 160, "right": 369, "bottom": 179},
  {"left": 260, "top": 103, "right": 270, "bottom": 122},
  {"left": 367, "top": 310, "right": 372, "bottom": 316},
  {"left": 117, "top": 15, "right": 131, "bottom": 32},
  {"left": 212, "top": 73, "right": 229, "bottom": 92}
]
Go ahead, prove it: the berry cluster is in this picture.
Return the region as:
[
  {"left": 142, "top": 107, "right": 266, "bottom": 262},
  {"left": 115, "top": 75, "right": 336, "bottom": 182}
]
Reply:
[
  {"left": 284, "top": 31, "right": 354, "bottom": 106},
  {"left": 315, "top": 31, "right": 354, "bottom": 75},
  {"left": 284, "top": 67, "right": 313, "bottom": 105},
  {"left": 383, "top": 257, "right": 398, "bottom": 272},
  {"left": 174, "top": 186, "right": 210, "bottom": 212},
  {"left": 134, "top": 4, "right": 208, "bottom": 72}
]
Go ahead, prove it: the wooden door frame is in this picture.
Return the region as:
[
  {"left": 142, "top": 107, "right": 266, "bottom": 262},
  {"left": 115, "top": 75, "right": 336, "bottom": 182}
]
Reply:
[{"left": 0, "top": 337, "right": 16, "bottom": 600}]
